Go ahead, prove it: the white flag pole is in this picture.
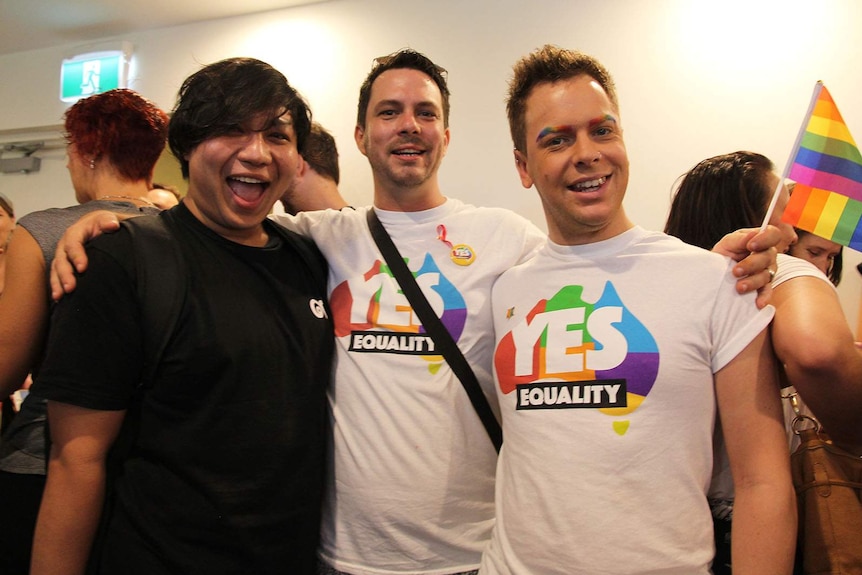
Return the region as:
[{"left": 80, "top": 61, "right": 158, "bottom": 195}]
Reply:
[{"left": 759, "top": 81, "right": 823, "bottom": 232}]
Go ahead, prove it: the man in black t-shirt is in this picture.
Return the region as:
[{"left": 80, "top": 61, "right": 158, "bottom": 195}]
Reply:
[{"left": 30, "top": 58, "right": 333, "bottom": 575}]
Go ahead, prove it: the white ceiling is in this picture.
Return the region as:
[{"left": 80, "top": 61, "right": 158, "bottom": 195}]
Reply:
[{"left": 0, "top": 0, "right": 328, "bottom": 56}]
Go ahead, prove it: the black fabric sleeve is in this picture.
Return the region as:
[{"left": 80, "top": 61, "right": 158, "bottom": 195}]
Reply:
[{"left": 33, "top": 231, "right": 144, "bottom": 411}]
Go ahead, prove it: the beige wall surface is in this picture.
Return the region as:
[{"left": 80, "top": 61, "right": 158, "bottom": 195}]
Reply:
[{"left": 1, "top": 0, "right": 860, "bottom": 331}]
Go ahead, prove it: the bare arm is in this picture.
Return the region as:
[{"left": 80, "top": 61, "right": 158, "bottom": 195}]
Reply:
[
  {"left": 716, "top": 329, "right": 796, "bottom": 575},
  {"left": 712, "top": 226, "right": 780, "bottom": 308},
  {"left": 31, "top": 401, "right": 125, "bottom": 575},
  {"left": 49, "top": 210, "right": 127, "bottom": 300},
  {"left": 0, "top": 228, "right": 49, "bottom": 397},
  {"left": 771, "top": 275, "right": 862, "bottom": 449}
]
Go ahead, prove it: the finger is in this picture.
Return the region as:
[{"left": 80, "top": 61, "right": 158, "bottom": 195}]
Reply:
[
  {"left": 747, "top": 224, "right": 780, "bottom": 253},
  {"left": 755, "top": 280, "right": 774, "bottom": 310},
  {"left": 66, "top": 238, "right": 90, "bottom": 273},
  {"left": 736, "top": 267, "right": 772, "bottom": 295},
  {"left": 733, "top": 248, "right": 775, "bottom": 278},
  {"left": 50, "top": 248, "right": 78, "bottom": 300}
]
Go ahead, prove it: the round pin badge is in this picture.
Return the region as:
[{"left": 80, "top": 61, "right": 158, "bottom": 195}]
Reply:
[{"left": 450, "top": 243, "right": 476, "bottom": 266}]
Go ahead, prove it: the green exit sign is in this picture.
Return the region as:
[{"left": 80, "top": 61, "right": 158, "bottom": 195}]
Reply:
[{"left": 60, "top": 49, "right": 130, "bottom": 102}]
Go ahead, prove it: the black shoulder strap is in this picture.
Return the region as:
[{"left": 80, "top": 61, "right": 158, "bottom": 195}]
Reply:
[
  {"left": 124, "top": 211, "right": 187, "bottom": 388},
  {"left": 366, "top": 209, "right": 502, "bottom": 452},
  {"left": 88, "top": 211, "right": 187, "bottom": 574}
]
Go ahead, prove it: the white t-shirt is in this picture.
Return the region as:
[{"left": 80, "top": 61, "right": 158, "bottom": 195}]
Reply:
[
  {"left": 480, "top": 226, "right": 773, "bottom": 575},
  {"left": 273, "top": 199, "right": 544, "bottom": 574}
]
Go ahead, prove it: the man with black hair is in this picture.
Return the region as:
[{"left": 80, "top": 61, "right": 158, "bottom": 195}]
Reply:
[{"left": 31, "top": 58, "right": 333, "bottom": 575}]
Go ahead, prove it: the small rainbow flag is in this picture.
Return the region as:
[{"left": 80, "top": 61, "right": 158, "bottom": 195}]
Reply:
[{"left": 781, "top": 82, "right": 862, "bottom": 250}]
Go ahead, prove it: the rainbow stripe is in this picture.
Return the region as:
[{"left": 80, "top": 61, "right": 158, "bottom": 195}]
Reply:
[{"left": 782, "top": 83, "right": 862, "bottom": 250}]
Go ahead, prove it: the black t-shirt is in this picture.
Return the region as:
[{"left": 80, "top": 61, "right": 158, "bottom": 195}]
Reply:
[{"left": 35, "top": 204, "right": 334, "bottom": 574}]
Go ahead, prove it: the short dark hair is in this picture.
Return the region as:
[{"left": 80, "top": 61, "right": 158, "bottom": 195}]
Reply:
[
  {"left": 64, "top": 89, "right": 168, "bottom": 181},
  {"left": 303, "top": 123, "right": 340, "bottom": 185},
  {"left": 169, "top": 58, "right": 312, "bottom": 178},
  {"left": 507, "top": 45, "right": 618, "bottom": 153},
  {"left": 664, "top": 151, "right": 774, "bottom": 250},
  {"left": 356, "top": 49, "right": 450, "bottom": 129}
]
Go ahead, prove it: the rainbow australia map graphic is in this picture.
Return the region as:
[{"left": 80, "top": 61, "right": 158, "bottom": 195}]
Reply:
[
  {"left": 329, "top": 252, "right": 467, "bottom": 371},
  {"left": 495, "top": 282, "right": 659, "bottom": 435}
]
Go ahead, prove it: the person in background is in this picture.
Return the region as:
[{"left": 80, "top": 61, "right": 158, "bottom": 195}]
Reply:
[
  {"left": 0, "top": 192, "right": 15, "bottom": 296},
  {"left": 478, "top": 45, "right": 795, "bottom": 575},
  {"left": 784, "top": 180, "right": 843, "bottom": 286},
  {"left": 280, "top": 121, "right": 346, "bottom": 214},
  {"left": 0, "top": 88, "right": 168, "bottom": 575},
  {"left": 666, "top": 150, "right": 862, "bottom": 573},
  {"left": 789, "top": 229, "right": 843, "bottom": 286},
  {"left": 49, "top": 49, "right": 782, "bottom": 575},
  {"left": 666, "top": 151, "right": 862, "bottom": 448},
  {"left": 147, "top": 182, "right": 181, "bottom": 209},
  {"left": 0, "top": 193, "right": 16, "bottom": 433},
  {"left": 30, "top": 57, "right": 333, "bottom": 575}
]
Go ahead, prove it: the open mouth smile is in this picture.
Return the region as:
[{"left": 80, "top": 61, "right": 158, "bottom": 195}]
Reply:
[
  {"left": 568, "top": 176, "right": 607, "bottom": 192},
  {"left": 228, "top": 175, "right": 269, "bottom": 204}
]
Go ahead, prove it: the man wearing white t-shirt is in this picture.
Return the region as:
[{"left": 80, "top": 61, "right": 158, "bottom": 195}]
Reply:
[
  {"left": 50, "top": 50, "right": 784, "bottom": 575},
  {"left": 478, "top": 45, "right": 796, "bottom": 575}
]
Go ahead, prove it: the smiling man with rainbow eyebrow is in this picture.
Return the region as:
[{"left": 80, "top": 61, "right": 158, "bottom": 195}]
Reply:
[{"left": 479, "top": 44, "right": 796, "bottom": 575}]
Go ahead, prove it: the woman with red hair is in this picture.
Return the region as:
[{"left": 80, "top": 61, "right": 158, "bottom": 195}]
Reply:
[{"left": 0, "top": 89, "right": 168, "bottom": 574}]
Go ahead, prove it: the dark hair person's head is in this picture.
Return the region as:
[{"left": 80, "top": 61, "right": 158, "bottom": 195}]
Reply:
[
  {"left": 303, "top": 123, "right": 340, "bottom": 184},
  {"left": 169, "top": 58, "right": 312, "bottom": 178},
  {"left": 356, "top": 49, "right": 450, "bottom": 129},
  {"left": 665, "top": 151, "right": 774, "bottom": 250}
]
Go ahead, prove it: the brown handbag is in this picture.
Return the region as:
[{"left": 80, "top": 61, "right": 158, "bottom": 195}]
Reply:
[{"left": 791, "top": 417, "right": 862, "bottom": 574}]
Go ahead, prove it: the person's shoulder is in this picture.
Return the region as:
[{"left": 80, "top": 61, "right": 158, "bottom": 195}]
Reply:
[
  {"left": 774, "top": 252, "right": 834, "bottom": 288},
  {"left": 641, "top": 229, "right": 725, "bottom": 258},
  {"left": 17, "top": 204, "right": 81, "bottom": 229},
  {"left": 452, "top": 200, "right": 534, "bottom": 224},
  {"left": 271, "top": 206, "right": 364, "bottom": 240},
  {"left": 266, "top": 217, "right": 319, "bottom": 247},
  {"left": 88, "top": 218, "right": 137, "bottom": 257},
  {"left": 446, "top": 201, "right": 545, "bottom": 243},
  {"left": 265, "top": 218, "right": 328, "bottom": 267}
]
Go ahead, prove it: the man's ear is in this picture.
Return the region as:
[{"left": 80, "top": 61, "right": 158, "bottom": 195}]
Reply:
[
  {"left": 297, "top": 156, "right": 308, "bottom": 178},
  {"left": 514, "top": 149, "right": 534, "bottom": 189},
  {"left": 354, "top": 125, "right": 367, "bottom": 156}
]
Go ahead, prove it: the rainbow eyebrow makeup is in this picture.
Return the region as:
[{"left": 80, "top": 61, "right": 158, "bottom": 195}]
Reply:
[{"left": 536, "top": 115, "right": 617, "bottom": 143}]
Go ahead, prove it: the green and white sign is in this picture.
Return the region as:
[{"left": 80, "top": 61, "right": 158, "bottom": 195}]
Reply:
[{"left": 60, "top": 51, "right": 127, "bottom": 102}]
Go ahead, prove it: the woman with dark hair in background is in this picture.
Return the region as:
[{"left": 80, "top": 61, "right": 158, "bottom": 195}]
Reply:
[
  {"left": 666, "top": 150, "right": 861, "bottom": 446},
  {"left": 789, "top": 229, "right": 843, "bottom": 286},
  {"left": 665, "top": 150, "right": 862, "bottom": 574},
  {"left": 0, "top": 88, "right": 168, "bottom": 575},
  {"left": 782, "top": 180, "right": 844, "bottom": 287}
]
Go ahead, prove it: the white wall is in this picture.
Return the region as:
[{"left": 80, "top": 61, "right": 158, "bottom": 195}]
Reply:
[{"left": 2, "top": 0, "right": 860, "bottom": 331}]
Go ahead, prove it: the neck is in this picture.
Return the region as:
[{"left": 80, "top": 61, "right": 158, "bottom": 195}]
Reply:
[
  {"left": 90, "top": 166, "right": 152, "bottom": 203},
  {"left": 547, "top": 212, "right": 635, "bottom": 246},
  {"left": 373, "top": 181, "right": 446, "bottom": 212}
]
